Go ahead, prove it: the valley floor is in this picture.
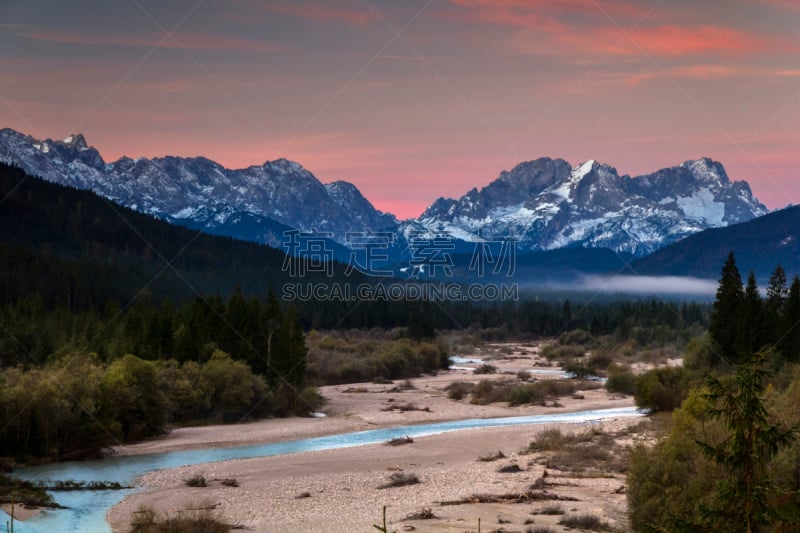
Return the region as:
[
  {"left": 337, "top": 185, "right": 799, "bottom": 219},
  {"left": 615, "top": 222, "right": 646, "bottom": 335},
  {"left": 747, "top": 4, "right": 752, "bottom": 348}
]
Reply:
[{"left": 107, "top": 342, "right": 644, "bottom": 533}]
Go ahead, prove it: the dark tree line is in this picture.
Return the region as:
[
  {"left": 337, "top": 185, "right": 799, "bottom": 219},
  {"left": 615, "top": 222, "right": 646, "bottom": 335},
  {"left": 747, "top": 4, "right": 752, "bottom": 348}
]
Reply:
[{"left": 709, "top": 252, "right": 800, "bottom": 366}]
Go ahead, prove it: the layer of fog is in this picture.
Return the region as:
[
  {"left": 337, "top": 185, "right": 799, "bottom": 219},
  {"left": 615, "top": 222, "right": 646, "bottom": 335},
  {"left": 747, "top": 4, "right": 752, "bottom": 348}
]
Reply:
[{"left": 536, "top": 275, "right": 718, "bottom": 296}]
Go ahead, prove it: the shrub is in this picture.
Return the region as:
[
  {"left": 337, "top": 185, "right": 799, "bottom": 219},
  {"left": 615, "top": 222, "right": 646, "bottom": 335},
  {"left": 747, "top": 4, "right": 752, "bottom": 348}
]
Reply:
[
  {"left": 445, "top": 381, "right": 474, "bottom": 400},
  {"left": 558, "top": 329, "right": 591, "bottom": 345},
  {"left": 478, "top": 451, "right": 506, "bottom": 462},
  {"left": 386, "top": 436, "right": 414, "bottom": 446},
  {"left": 588, "top": 351, "right": 613, "bottom": 370},
  {"left": 378, "top": 472, "right": 420, "bottom": 489},
  {"left": 404, "top": 508, "right": 436, "bottom": 520},
  {"left": 474, "top": 364, "right": 498, "bottom": 374},
  {"left": 532, "top": 503, "right": 564, "bottom": 515},
  {"left": 558, "top": 513, "right": 609, "bottom": 531},
  {"left": 606, "top": 364, "right": 635, "bottom": 395},
  {"left": 525, "top": 428, "right": 591, "bottom": 452},
  {"left": 470, "top": 379, "right": 503, "bottom": 405},
  {"left": 506, "top": 383, "right": 547, "bottom": 406},
  {"left": 563, "top": 359, "right": 596, "bottom": 379},
  {"left": 130, "top": 506, "right": 230, "bottom": 533},
  {"left": 497, "top": 463, "right": 523, "bottom": 473},
  {"left": 634, "top": 366, "right": 689, "bottom": 412},
  {"left": 541, "top": 344, "right": 585, "bottom": 361},
  {"left": 184, "top": 475, "right": 207, "bottom": 488}
]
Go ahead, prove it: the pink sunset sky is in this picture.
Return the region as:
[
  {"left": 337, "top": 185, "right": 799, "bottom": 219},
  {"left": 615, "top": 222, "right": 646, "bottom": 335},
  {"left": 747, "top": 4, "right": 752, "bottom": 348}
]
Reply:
[{"left": 1, "top": 0, "right": 798, "bottom": 219}]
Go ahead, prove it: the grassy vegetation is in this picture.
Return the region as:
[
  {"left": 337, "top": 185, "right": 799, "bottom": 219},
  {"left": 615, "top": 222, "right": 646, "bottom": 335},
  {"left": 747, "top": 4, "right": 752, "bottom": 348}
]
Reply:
[
  {"left": 477, "top": 451, "right": 506, "bottom": 462},
  {"left": 531, "top": 503, "right": 564, "bottom": 515},
  {"left": 524, "top": 427, "right": 628, "bottom": 474},
  {"left": 558, "top": 513, "right": 611, "bottom": 531},
  {"left": 468, "top": 379, "right": 596, "bottom": 406},
  {"left": 473, "top": 364, "right": 498, "bottom": 375},
  {"left": 130, "top": 507, "right": 231, "bottom": 533},
  {"left": 445, "top": 381, "right": 475, "bottom": 400},
  {"left": 305, "top": 331, "right": 449, "bottom": 386}
]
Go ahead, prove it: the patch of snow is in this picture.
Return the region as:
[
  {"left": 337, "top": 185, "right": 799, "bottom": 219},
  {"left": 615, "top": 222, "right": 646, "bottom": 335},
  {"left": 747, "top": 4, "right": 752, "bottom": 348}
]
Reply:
[
  {"left": 676, "top": 187, "right": 725, "bottom": 225},
  {"left": 574, "top": 159, "right": 595, "bottom": 180},
  {"left": 62, "top": 135, "right": 74, "bottom": 144},
  {"left": 172, "top": 207, "right": 198, "bottom": 219}
]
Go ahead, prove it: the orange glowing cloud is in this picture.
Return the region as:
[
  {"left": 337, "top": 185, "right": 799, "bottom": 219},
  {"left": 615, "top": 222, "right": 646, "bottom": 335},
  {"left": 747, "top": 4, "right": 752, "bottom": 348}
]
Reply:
[
  {"left": 619, "top": 25, "right": 775, "bottom": 57},
  {"left": 445, "top": 0, "right": 792, "bottom": 60}
]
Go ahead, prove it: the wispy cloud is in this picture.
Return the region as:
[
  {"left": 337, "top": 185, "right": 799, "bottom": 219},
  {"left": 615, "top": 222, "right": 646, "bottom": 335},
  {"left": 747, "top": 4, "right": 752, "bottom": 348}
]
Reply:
[
  {"left": 443, "top": 0, "right": 793, "bottom": 60},
  {"left": 249, "top": 1, "right": 376, "bottom": 26},
  {"left": 446, "top": 0, "right": 656, "bottom": 24},
  {"left": 17, "top": 29, "right": 286, "bottom": 53},
  {"left": 508, "top": 23, "right": 787, "bottom": 60},
  {"left": 625, "top": 64, "right": 800, "bottom": 85}
]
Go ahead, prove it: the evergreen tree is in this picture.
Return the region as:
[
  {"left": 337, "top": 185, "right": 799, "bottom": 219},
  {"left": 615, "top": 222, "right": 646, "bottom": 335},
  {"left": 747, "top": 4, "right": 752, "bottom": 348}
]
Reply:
[
  {"left": 698, "top": 350, "right": 798, "bottom": 533},
  {"left": 742, "top": 271, "right": 764, "bottom": 354},
  {"left": 272, "top": 306, "right": 307, "bottom": 390},
  {"left": 764, "top": 264, "right": 788, "bottom": 348},
  {"left": 779, "top": 276, "right": 800, "bottom": 362},
  {"left": 709, "top": 252, "right": 746, "bottom": 366}
]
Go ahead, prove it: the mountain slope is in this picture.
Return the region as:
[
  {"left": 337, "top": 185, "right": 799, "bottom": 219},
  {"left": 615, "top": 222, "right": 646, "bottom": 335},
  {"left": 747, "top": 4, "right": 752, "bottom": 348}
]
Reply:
[
  {"left": 0, "top": 162, "right": 357, "bottom": 307},
  {"left": 419, "top": 157, "right": 767, "bottom": 256},
  {"left": 0, "top": 129, "right": 397, "bottom": 246},
  {"left": 629, "top": 205, "right": 800, "bottom": 279}
]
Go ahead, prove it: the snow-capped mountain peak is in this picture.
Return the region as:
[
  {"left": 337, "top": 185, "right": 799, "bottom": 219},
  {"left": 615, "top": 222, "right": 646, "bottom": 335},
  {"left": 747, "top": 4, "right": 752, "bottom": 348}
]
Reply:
[
  {"left": 0, "top": 127, "right": 770, "bottom": 257},
  {"left": 0, "top": 128, "right": 397, "bottom": 245},
  {"left": 59, "top": 133, "right": 89, "bottom": 151},
  {"left": 418, "top": 156, "right": 767, "bottom": 256}
]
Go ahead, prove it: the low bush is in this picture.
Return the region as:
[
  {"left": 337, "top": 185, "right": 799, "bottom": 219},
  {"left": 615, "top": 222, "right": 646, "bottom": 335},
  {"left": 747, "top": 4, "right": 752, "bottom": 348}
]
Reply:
[
  {"left": 525, "top": 428, "right": 593, "bottom": 452},
  {"left": 445, "top": 381, "right": 474, "bottom": 400},
  {"left": 471, "top": 380, "right": 584, "bottom": 406},
  {"left": 478, "top": 451, "right": 506, "bottom": 462},
  {"left": 378, "top": 472, "right": 420, "bottom": 489},
  {"left": 634, "top": 366, "right": 689, "bottom": 412},
  {"left": 184, "top": 475, "right": 207, "bottom": 488},
  {"left": 497, "top": 463, "right": 523, "bottom": 473},
  {"left": 558, "top": 513, "right": 610, "bottom": 531},
  {"left": 606, "top": 364, "right": 635, "bottom": 395},
  {"left": 532, "top": 503, "right": 564, "bottom": 515},
  {"left": 473, "top": 364, "right": 498, "bottom": 374},
  {"left": 130, "top": 506, "right": 230, "bottom": 533},
  {"left": 562, "top": 359, "right": 597, "bottom": 379},
  {"left": 541, "top": 343, "right": 586, "bottom": 361}
]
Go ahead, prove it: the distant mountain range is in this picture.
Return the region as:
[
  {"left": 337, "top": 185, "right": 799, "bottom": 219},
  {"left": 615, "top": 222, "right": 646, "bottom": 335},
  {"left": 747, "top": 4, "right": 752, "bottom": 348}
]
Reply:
[
  {"left": 0, "top": 128, "right": 769, "bottom": 261},
  {"left": 419, "top": 157, "right": 767, "bottom": 256}
]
